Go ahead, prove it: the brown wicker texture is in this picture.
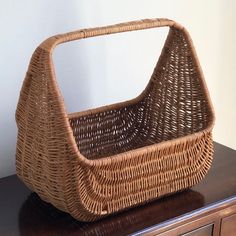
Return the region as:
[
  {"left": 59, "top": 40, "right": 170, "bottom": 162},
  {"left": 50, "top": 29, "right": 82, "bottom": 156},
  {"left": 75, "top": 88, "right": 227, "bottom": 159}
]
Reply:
[{"left": 15, "top": 18, "right": 215, "bottom": 222}]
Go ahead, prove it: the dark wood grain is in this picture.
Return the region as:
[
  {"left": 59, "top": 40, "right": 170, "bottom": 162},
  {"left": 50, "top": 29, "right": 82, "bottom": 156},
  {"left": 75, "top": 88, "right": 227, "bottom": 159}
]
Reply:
[
  {"left": 0, "top": 142, "right": 236, "bottom": 236},
  {"left": 221, "top": 213, "right": 236, "bottom": 236},
  {"left": 181, "top": 224, "right": 213, "bottom": 236}
]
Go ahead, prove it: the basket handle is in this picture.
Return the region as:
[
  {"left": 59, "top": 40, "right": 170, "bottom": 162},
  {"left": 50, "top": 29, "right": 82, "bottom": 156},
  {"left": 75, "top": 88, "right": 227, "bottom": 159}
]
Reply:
[{"left": 39, "top": 18, "right": 184, "bottom": 52}]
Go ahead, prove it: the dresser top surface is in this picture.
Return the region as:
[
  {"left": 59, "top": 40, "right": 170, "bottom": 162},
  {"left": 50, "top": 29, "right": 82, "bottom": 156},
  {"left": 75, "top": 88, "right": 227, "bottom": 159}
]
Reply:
[{"left": 0, "top": 142, "right": 236, "bottom": 236}]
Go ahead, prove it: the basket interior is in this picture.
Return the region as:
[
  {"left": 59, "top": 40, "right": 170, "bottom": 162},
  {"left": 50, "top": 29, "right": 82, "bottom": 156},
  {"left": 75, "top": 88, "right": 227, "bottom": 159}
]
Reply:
[
  {"left": 69, "top": 82, "right": 211, "bottom": 160},
  {"left": 68, "top": 28, "right": 213, "bottom": 160}
]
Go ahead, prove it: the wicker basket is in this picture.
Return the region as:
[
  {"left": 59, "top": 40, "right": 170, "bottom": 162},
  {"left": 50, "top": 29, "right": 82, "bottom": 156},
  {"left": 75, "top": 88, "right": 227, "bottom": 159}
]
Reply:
[{"left": 16, "top": 18, "right": 215, "bottom": 222}]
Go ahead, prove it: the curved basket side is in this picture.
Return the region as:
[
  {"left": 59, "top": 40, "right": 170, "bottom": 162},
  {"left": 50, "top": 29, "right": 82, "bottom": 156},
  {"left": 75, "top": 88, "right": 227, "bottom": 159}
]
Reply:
[
  {"left": 15, "top": 46, "right": 82, "bottom": 213},
  {"left": 68, "top": 132, "right": 213, "bottom": 221}
]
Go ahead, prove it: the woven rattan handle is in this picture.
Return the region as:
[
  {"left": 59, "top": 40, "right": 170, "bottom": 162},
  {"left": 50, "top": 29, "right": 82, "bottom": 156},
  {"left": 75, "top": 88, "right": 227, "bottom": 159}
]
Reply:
[{"left": 40, "top": 18, "right": 183, "bottom": 51}]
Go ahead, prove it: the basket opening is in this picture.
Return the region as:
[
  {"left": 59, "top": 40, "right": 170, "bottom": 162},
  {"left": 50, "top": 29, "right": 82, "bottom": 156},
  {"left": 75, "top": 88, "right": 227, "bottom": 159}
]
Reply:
[{"left": 54, "top": 27, "right": 168, "bottom": 113}]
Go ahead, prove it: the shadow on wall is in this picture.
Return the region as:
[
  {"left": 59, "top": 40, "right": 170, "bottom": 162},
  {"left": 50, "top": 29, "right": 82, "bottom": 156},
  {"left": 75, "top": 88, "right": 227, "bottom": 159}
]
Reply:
[
  {"left": 217, "top": 0, "right": 236, "bottom": 149},
  {"left": 53, "top": 1, "right": 107, "bottom": 113},
  {"left": 0, "top": 1, "right": 107, "bottom": 177}
]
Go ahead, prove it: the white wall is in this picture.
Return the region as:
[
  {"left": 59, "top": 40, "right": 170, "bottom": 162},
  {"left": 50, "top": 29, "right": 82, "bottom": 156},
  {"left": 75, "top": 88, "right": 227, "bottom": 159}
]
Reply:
[{"left": 0, "top": 0, "right": 236, "bottom": 178}]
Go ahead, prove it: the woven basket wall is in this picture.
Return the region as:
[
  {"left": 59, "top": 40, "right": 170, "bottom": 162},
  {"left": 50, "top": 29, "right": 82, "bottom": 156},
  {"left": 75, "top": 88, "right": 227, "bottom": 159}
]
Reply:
[{"left": 15, "top": 18, "right": 215, "bottom": 222}]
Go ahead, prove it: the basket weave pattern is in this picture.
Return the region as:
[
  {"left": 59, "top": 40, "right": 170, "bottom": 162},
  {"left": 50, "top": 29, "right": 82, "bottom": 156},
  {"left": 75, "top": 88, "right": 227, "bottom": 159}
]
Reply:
[{"left": 16, "top": 19, "right": 215, "bottom": 221}]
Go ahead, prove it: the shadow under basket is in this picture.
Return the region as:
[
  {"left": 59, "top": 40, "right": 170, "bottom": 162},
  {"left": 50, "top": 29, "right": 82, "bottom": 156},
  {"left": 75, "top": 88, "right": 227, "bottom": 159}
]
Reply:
[{"left": 15, "top": 18, "right": 215, "bottom": 222}]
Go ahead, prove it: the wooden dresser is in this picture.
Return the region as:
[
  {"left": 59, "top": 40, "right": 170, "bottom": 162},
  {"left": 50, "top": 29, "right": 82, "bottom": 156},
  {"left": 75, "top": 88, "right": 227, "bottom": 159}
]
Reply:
[{"left": 0, "top": 142, "right": 236, "bottom": 236}]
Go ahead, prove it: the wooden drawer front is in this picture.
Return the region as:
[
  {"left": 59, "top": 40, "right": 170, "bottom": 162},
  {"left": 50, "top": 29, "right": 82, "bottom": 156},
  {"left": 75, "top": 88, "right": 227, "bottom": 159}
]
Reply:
[
  {"left": 181, "top": 224, "right": 213, "bottom": 236},
  {"left": 221, "top": 213, "right": 236, "bottom": 236}
]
